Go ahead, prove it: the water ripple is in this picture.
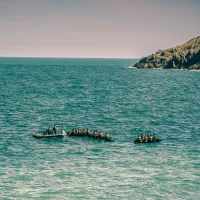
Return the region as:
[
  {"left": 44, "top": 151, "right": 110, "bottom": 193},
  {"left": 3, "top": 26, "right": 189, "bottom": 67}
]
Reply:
[{"left": 0, "top": 58, "right": 200, "bottom": 199}]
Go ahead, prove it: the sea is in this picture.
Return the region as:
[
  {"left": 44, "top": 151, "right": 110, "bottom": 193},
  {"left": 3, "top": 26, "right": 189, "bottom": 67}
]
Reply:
[{"left": 0, "top": 57, "right": 200, "bottom": 200}]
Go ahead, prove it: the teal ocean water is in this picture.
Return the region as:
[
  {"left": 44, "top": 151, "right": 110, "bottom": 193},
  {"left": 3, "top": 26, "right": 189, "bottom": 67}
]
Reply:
[{"left": 0, "top": 57, "right": 200, "bottom": 200}]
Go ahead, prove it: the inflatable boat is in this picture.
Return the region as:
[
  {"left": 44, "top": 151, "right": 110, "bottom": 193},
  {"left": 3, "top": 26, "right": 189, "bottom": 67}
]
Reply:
[{"left": 32, "top": 133, "right": 66, "bottom": 139}]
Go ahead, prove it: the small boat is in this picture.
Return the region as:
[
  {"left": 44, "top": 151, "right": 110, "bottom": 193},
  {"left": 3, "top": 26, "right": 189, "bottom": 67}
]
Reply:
[
  {"left": 32, "top": 133, "right": 66, "bottom": 139},
  {"left": 67, "top": 132, "right": 88, "bottom": 137},
  {"left": 134, "top": 138, "right": 161, "bottom": 143},
  {"left": 67, "top": 132, "right": 114, "bottom": 142}
]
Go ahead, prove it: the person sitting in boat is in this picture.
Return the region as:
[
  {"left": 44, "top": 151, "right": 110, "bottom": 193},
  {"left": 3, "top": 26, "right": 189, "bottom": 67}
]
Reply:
[
  {"left": 52, "top": 124, "right": 57, "bottom": 134},
  {"left": 139, "top": 134, "right": 143, "bottom": 142},
  {"left": 137, "top": 135, "right": 142, "bottom": 142},
  {"left": 144, "top": 135, "right": 148, "bottom": 142},
  {"left": 45, "top": 126, "right": 51, "bottom": 135},
  {"left": 92, "top": 130, "right": 97, "bottom": 136},
  {"left": 94, "top": 130, "right": 99, "bottom": 138},
  {"left": 149, "top": 135, "right": 153, "bottom": 142},
  {"left": 86, "top": 128, "right": 90, "bottom": 135},
  {"left": 105, "top": 132, "right": 109, "bottom": 138},
  {"left": 99, "top": 131, "right": 103, "bottom": 138}
]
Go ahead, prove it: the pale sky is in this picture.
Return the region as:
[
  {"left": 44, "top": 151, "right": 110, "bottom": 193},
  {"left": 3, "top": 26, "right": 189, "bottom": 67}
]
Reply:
[{"left": 0, "top": 0, "right": 199, "bottom": 58}]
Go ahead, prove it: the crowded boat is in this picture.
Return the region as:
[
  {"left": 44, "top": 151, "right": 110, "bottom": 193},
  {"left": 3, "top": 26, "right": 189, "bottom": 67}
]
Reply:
[
  {"left": 134, "top": 134, "right": 161, "bottom": 143},
  {"left": 67, "top": 128, "right": 114, "bottom": 142},
  {"left": 67, "top": 128, "right": 90, "bottom": 136}
]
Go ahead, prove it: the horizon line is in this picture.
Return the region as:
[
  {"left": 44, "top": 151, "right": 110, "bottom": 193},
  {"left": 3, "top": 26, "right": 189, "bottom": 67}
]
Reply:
[{"left": 0, "top": 56, "right": 140, "bottom": 59}]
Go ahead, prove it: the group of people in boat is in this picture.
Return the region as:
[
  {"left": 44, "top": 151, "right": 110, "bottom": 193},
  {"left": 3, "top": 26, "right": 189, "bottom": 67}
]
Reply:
[
  {"left": 91, "top": 130, "right": 109, "bottom": 139},
  {"left": 68, "top": 129, "right": 109, "bottom": 137},
  {"left": 44, "top": 126, "right": 111, "bottom": 139},
  {"left": 67, "top": 128, "right": 112, "bottom": 140},
  {"left": 136, "top": 134, "right": 157, "bottom": 143},
  {"left": 68, "top": 128, "right": 90, "bottom": 136}
]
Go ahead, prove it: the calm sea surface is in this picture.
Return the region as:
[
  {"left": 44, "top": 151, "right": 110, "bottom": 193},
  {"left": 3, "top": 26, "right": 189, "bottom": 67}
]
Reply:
[{"left": 0, "top": 57, "right": 200, "bottom": 200}]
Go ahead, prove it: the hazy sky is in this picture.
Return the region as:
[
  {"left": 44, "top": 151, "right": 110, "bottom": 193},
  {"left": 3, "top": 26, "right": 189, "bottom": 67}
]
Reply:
[{"left": 0, "top": 0, "right": 199, "bottom": 58}]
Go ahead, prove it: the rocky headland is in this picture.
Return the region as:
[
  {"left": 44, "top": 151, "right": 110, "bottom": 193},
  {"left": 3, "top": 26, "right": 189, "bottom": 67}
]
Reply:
[{"left": 133, "top": 36, "right": 200, "bottom": 70}]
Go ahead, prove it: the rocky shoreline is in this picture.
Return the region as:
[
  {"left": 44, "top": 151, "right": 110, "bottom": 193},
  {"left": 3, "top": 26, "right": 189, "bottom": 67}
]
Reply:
[{"left": 133, "top": 36, "right": 200, "bottom": 70}]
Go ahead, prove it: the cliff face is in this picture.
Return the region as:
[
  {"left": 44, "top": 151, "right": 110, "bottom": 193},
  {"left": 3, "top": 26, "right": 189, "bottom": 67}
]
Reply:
[{"left": 133, "top": 36, "right": 200, "bottom": 70}]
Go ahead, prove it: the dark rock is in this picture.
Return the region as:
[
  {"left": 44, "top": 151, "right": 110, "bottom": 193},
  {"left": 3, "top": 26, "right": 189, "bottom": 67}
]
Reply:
[{"left": 133, "top": 36, "right": 200, "bottom": 70}]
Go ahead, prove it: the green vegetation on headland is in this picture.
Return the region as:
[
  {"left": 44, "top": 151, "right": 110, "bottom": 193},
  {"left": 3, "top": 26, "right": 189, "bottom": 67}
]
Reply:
[{"left": 133, "top": 36, "right": 200, "bottom": 70}]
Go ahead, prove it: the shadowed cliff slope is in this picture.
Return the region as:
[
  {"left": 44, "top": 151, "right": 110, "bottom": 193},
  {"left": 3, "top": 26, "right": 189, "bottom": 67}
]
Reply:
[{"left": 133, "top": 36, "right": 200, "bottom": 70}]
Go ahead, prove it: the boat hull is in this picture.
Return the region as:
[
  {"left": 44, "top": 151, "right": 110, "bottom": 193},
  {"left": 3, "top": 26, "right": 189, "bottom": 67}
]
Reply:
[
  {"left": 67, "top": 132, "right": 114, "bottom": 142},
  {"left": 32, "top": 133, "right": 65, "bottom": 139},
  {"left": 134, "top": 139, "right": 161, "bottom": 143}
]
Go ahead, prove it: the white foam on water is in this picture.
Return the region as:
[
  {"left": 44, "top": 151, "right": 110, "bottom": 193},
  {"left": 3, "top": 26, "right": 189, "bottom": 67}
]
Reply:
[
  {"left": 126, "top": 66, "right": 135, "bottom": 68},
  {"left": 190, "top": 69, "right": 200, "bottom": 72}
]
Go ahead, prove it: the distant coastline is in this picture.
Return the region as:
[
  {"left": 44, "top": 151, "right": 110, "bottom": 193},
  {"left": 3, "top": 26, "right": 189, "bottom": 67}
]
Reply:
[{"left": 132, "top": 36, "right": 200, "bottom": 71}]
